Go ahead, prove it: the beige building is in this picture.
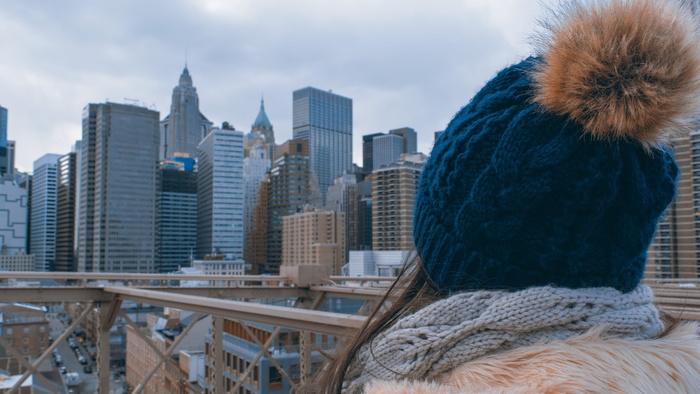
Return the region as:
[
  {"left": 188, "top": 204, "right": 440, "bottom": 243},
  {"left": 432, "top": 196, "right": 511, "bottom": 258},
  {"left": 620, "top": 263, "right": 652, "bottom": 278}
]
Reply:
[
  {"left": 0, "top": 304, "right": 49, "bottom": 375},
  {"left": 282, "top": 207, "right": 346, "bottom": 275},
  {"left": 371, "top": 153, "right": 426, "bottom": 251}
]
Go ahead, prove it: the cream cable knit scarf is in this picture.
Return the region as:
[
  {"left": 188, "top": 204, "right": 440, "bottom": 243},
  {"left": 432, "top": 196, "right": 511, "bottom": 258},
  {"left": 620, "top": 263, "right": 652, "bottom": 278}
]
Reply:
[{"left": 343, "top": 285, "right": 663, "bottom": 393}]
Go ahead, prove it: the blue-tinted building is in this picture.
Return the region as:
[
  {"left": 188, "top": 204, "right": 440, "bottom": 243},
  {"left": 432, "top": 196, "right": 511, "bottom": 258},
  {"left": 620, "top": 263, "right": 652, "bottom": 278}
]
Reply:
[
  {"left": 0, "top": 105, "right": 8, "bottom": 175},
  {"left": 293, "top": 87, "right": 352, "bottom": 203},
  {"left": 0, "top": 105, "right": 7, "bottom": 148},
  {"left": 157, "top": 157, "right": 198, "bottom": 273}
]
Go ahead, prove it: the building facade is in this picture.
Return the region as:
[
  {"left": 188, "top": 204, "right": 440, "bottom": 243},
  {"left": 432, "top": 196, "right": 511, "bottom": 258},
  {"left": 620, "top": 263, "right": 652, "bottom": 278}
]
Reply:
[
  {"left": 257, "top": 139, "right": 313, "bottom": 274},
  {"left": 160, "top": 67, "right": 212, "bottom": 161},
  {"left": 326, "top": 174, "right": 358, "bottom": 254},
  {"left": 0, "top": 105, "right": 7, "bottom": 176},
  {"left": 77, "top": 103, "right": 160, "bottom": 272},
  {"left": 197, "top": 125, "right": 244, "bottom": 260},
  {"left": 244, "top": 98, "right": 276, "bottom": 159},
  {"left": 126, "top": 309, "right": 209, "bottom": 394},
  {"left": 371, "top": 153, "right": 426, "bottom": 251},
  {"left": 372, "top": 134, "right": 404, "bottom": 171},
  {"left": 293, "top": 87, "right": 352, "bottom": 203},
  {"left": 0, "top": 180, "right": 29, "bottom": 257},
  {"left": 282, "top": 207, "right": 346, "bottom": 275},
  {"left": 30, "top": 154, "right": 61, "bottom": 272},
  {"left": 54, "top": 151, "right": 78, "bottom": 272},
  {"left": 157, "top": 157, "right": 198, "bottom": 273},
  {"left": 243, "top": 144, "right": 270, "bottom": 262},
  {"left": 343, "top": 250, "right": 414, "bottom": 277},
  {"left": 0, "top": 304, "right": 50, "bottom": 375}
]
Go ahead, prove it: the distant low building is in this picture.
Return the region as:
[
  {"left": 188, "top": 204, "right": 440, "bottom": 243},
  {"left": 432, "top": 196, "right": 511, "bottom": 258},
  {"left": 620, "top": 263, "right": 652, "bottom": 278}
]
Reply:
[
  {"left": 126, "top": 309, "right": 210, "bottom": 393},
  {"left": 343, "top": 250, "right": 414, "bottom": 278}
]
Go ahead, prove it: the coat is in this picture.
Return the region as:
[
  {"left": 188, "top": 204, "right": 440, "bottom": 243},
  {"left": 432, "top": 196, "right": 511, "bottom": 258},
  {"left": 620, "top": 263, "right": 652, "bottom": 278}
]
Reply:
[{"left": 364, "top": 322, "right": 700, "bottom": 393}]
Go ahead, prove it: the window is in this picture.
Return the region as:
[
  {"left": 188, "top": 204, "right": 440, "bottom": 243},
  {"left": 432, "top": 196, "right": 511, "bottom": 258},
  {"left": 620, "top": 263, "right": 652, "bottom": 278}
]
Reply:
[{"left": 269, "top": 366, "right": 283, "bottom": 390}]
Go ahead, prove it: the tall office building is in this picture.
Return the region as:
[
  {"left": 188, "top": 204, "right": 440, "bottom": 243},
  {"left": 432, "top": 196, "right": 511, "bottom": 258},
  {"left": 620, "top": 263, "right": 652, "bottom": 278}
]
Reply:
[
  {"left": 293, "top": 87, "right": 352, "bottom": 202},
  {"left": 326, "top": 173, "right": 358, "bottom": 255},
  {"left": 31, "top": 153, "right": 61, "bottom": 271},
  {"left": 372, "top": 134, "right": 404, "bottom": 171},
  {"left": 157, "top": 155, "right": 198, "bottom": 272},
  {"left": 0, "top": 105, "right": 8, "bottom": 176},
  {"left": 282, "top": 207, "right": 345, "bottom": 275},
  {"left": 389, "top": 127, "right": 417, "bottom": 155},
  {"left": 197, "top": 125, "right": 244, "bottom": 260},
  {"left": 251, "top": 139, "right": 313, "bottom": 274},
  {"left": 6, "top": 140, "right": 15, "bottom": 176},
  {"left": 77, "top": 103, "right": 160, "bottom": 272},
  {"left": 362, "top": 133, "right": 384, "bottom": 178},
  {"left": 372, "top": 153, "right": 426, "bottom": 251},
  {"left": 243, "top": 144, "right": 270, "bottom": 262},
  {"left": 55, "top": 151, "right": 78, "bottom": 271},
  {"left": 368, "top": 127, "right": 418, "bottom": 171},
  {"left": 160, "top": 66, "right": 213, "bottom": 160}
]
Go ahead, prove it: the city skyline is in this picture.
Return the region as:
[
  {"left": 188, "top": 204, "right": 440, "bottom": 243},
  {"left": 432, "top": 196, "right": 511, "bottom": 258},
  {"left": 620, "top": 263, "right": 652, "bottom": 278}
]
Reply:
[{"left": 0, "top": 0, "right": 549, "bottom": 173}]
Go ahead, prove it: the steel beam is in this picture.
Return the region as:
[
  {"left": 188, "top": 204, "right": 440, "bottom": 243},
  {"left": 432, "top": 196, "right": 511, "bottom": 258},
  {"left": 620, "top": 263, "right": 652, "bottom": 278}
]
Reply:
[
  {"left": 0, "top": 287, "right": 112, "bottom": 303},
  {"left": 0, "top": 272, "right": 288, "bottom": 282},
  {"left": 138, "top": 286, "right": 310, "bottom": 299},
  {"left": 104, "top": 287, "right": 365, "bottom": 336}
]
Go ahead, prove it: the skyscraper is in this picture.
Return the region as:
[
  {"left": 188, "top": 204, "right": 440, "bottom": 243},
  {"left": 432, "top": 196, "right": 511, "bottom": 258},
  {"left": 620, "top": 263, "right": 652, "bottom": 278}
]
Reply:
[
  {"left": 372, "top": 134, "right": 404, "bottom": 171},
  {"left": 251, "top": 98, "right": 275, "bottom": 145},
  {"left": 243, "top": 144, "right": 270, "bottom": 262},
  {"left": 55, "top": 150, "right": 78, "bottom": 272},
  {"left": 389, "top": 127, "right": 417, "bottom": 155},
  {"left": 197, "top": 124, "right": 245, "bottom": 260},
  {"left": 0, "top": 105, "right": 8, "bottom": 176},
  {"left": 77, "top": 103, "right": 160, "bottom": 272},
  {"left": 157, "top": 155, "right": 198, "bottom": 272},
  {"left": 326, "top": 173, "right": 358, "bottom": 257},
  {"left": 31, "top": 153, "right": 61, "bottom": 271},
  {"left": 362, "top": 133, "right": 385, "bottom": 177},
  {"left": 293, "top": 87, "right": 352, "bottom": 202},
  {"left": 6, "top": 140, "right": 15, "bottom": 176},
  {"left": 251, "top": 139, "right": 313, "bottom": 274},
  {"left": 160, "top": 67, "right": 212, "bottom": 160}
]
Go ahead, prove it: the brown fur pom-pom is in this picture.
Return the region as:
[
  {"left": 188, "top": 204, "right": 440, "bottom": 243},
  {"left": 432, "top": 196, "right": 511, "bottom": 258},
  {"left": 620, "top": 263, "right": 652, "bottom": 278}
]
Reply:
[{"left": 532, "top": 0, "right": 700, "bottom": 143}]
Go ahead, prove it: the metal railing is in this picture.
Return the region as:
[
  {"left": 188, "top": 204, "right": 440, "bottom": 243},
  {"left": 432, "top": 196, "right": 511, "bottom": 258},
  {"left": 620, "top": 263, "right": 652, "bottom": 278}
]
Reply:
[{"left": 0, "top": 272, "right": 699, "bottom": 393}]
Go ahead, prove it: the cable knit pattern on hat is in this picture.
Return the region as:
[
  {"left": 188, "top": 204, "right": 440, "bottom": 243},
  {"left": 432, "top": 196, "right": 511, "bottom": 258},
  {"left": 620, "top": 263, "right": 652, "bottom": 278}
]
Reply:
[
  {"left": 343, "top": 284, "right": 663, "bottom": 393},
  {"left": 413, "top": 58, "right": 679, "bottom": 293}
]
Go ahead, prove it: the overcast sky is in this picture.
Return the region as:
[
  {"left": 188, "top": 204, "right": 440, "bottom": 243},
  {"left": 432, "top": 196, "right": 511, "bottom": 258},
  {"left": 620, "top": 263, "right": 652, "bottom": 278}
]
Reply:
[{"left": 0, "top": 0, "right": 550, "bottom": 173}]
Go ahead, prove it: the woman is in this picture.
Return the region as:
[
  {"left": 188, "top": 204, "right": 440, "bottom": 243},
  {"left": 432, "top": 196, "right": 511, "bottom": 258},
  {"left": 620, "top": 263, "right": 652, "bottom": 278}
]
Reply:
[{"left": 322, "top": 0, "right": 700, "bottom": 392}]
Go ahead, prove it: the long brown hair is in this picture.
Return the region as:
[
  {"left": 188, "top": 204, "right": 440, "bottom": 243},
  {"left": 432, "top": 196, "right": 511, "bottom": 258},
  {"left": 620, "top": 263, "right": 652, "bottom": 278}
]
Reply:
[{"left": 319, "top": 254, "right": 447, "bottom": 393}]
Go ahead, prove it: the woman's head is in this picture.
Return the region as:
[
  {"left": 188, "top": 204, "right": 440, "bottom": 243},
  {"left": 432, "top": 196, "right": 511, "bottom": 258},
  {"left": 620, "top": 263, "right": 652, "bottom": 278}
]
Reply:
[{"left": 414, "top": 0, "right": 700, "bottom": 294}]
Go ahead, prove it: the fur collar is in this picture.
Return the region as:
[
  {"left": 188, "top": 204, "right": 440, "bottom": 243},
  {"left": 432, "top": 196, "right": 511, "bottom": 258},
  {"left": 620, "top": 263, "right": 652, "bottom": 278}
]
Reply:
[{"left": 364, "top": 322, "right": 700, "bottom": 393}]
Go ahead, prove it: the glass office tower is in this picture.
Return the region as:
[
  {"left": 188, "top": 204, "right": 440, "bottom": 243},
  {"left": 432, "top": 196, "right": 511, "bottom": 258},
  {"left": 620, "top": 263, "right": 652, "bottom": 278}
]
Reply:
[{"left": 293, "top": 87, "right": 352, "bottom": 203}]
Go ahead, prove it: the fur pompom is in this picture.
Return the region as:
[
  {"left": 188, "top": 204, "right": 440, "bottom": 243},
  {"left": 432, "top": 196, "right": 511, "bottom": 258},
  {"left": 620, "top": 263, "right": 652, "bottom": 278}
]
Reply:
[{"left": 532, "top": 0, "right": 700, "bottom": 142}]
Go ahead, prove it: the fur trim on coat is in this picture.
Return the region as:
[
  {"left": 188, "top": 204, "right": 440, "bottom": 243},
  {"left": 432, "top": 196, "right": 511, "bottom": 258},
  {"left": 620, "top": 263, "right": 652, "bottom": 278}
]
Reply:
[{"left": 364, "top": 322, "right": 700, "bottom": 393}]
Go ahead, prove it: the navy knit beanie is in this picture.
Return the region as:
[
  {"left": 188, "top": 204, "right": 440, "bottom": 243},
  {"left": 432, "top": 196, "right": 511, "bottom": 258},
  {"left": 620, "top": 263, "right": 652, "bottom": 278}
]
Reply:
[{"left": 414, "top": 0, "right": 700, "bottom": 293}]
